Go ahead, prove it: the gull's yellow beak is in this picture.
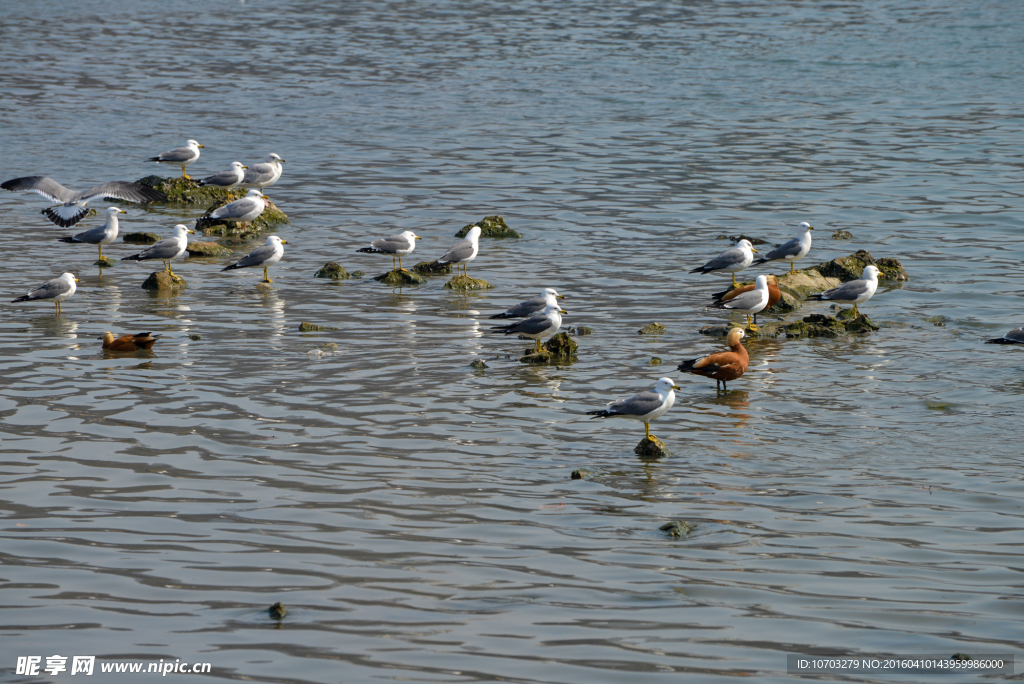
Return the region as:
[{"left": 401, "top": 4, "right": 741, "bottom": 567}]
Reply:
[
  {"left": 279, "top": 158, "right": 287, "bottom": 163},
  {"left": 120, "top": 209, "right": 127, "bottom": 214},
  {"left": 808, "top": 225, "right": 814, "bottom": 230},
  {"left": 557, "top": 294, "right": 565, "bottom": 298},
  {"left": 280, "top": 239, "right": 288, "bottom": 244},
  {"left": 187, "top": 229, "right": 195, "bottom": 234},
  {"left": 751, "top": 247, "right": 758, "bottom": 253},
  {"left": 198, "top": 144, "right": 205, "bottom": 148},
  {"left": 74, "top": 277, "right": 79, "bottom": 282},
  {"left": 415, "top": 235, "right": 422, "bottom": 239},
  {"left": 672, "top": 384, "right": 681, "bottom": 390},
  {"left": 560, "top": 308, "right": 568, "bottom": 314},
  {"left": 242, "top": 165, "right": 248, "bottom": 169}
]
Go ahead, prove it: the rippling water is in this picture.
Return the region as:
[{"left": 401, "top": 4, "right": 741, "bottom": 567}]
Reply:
[{"left": 1, "top": 1, "right": 1022, "bottom": 682}]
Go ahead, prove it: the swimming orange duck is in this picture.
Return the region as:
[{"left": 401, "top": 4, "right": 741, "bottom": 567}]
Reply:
[
  {"left": 677, "top": 327, "right": 749, "bottom": 391},
  {"left": 100, "top": 332, "right": 161, "bottom": 352}
]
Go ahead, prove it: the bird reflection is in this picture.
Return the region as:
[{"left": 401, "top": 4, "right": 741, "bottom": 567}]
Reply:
[{"left": 31, "top": 315, "right": 79, "bottom": 336}]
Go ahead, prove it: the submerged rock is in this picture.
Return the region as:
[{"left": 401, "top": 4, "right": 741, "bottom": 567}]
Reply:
[
  {"left": 810, "top": 249, "right": 908, "bottom": 282},
  {"left": 831, "top": 229, "right": 853, "bottom": 240},
  {"left": 455, "top": 215, "right": 521, "bottom": 239},
  {"left": 699, "top": 325, "right": 732, "bottom": 337},
  {"left": 141, "top": 271, "right": 186, "bottom": 291},
  {"left": 649, "top": 356, "right": 662, "bottom": 365},
  {"left": 444, "top": 274, "right": 492, "bottom": 290},
  {"left": 268, "top": 602, "right": 287, "bottom": 620},
  {"left": 315, "top": 262, "right": 349, "bottom": 279},
  {"left": 123, "top": 232, "right": 160, "bottom": 245},
  {"left": 635, "top": 436, "right": 669, "bottom": 458},
  {"left": 186, "top": 241, "right": 232, "bottom": 258},
  {"left": 717, "top": 234, "right": 767, "bottom": 245},
  {"left": 519, "top": 332, "right": 578, "bottom": 364},
  {"left": 568, "top": 326, "right": 594, "bottom": 336},
  {"left": 189, "top": 334, "right": 201, "bottom": 341},
  {"left": 469, "top": 359, "right": 489, "bottom": 370},
  {"left": 298, "top": 321, "right": 338, "bottom": 332},
  {"left": 638, "top": 322, "right": 667, "bottom": 335},
  {"left": 759, "top": 313, "right": 878, "bottom": 338},
  {"left": 571, "top": 468, "right": 593, "bottom": 480},
  {"left": 376, "top": 269, "right": 427, "bottom": 286},
  {"left": 412, "top": 260, "right": 452, "bottom": 275},
  {"left": 660, "top": 521, "right": 695, "bottom": 537},
  {"left": 95, "top": 256, "right": 116, "bottom": 267}
]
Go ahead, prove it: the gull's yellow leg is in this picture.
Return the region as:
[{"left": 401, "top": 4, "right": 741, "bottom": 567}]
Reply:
[
  {"left": 790, "top": 261, "right": 796, "bottom": 274},
  {"left": 98, "top": 245, "right": 104, "bottom": 260},
  {"left": 731, "top": 273, "right": 738, "bottom": 286},
  {"left": 263, "top": 266, "right": 272, "bottom": 283},
  {"left": 644, "top": 422, "right": 651, "bottom": 440},
  {"left": 534, "top": 338, "right": 542, "bottom": 353}
]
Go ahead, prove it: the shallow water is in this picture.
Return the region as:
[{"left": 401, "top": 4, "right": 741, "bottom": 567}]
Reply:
[{"left": 0, "top": 1, "right": 1022, "bottom": 682}]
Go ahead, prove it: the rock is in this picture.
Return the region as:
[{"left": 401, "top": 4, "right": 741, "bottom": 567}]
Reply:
[
  {"left": 843, "top": 313, "right": 880, "bottom": 333},
  {"left": 469, "top": 359, "right": 488, "bottom": 370},
  {"left": 638, "top": 322, "right": 667, "bottom": 335},
  {"left": 875, "top": 256, "right": 909, "bottom": 281},
  {"left": 831, "top": 229, "right": 853, "bottom": 240},
  {"left": 455, "top": 215, "right": 520, "bottom": 239},
  {"left": 780, "top": 314, "right": 843, "bottom": 338},
  {"left": 568, "top": 326, "right": 594, "bottom": 336},
  {"left": 649, "top": 356, "right": 662, "bottom": 365},
  {"left": 519, "top": 332, "right": 578, "bottom": 364},
  {"left": 321, "top": 342, "right": 338, "bottom": 351},
  {"left": 571, "top": 468, "right": 593, "bottom": 480},
  {"left": 95, "top": 256, "right": 116, "bottom": 267},
  {"left": 764, "top": 291, "right": 800, "bottom": 313},
  {"left": 136, "top": 175, "right": 244, "bottom": 206},
  {"left": 699, "top": 325, "right": 732, "bottom": 336},
  {"left": 255, "top": 282, "right": 274, "bottom": 292},
  {"left": 123, "top": 232, "right": 161, "bottom": 245},
  {"left": 375, "top": 269, "right": 427, "bottom": 286},
  {"left": 923, "top": 315, "right": 950, "bottom": 327},
  {"left": 660, "top": 521, "right": 695, "bottom": 537},
  {"left": 189, "top": 334, "right": 201, "bottom": 341},
  {"left": 810, "top": 249, "right": 908, "bottom": 283},
  {"left": 268, "top": 602, "right": 287, "bottom": 620},
  {"left": 351, "top": 271, "right": 365, "bottom": 278},
  {"left": 444, "top": 274, "right": 492, "bottom": 290},
  {"left": 775, "top": 270, "right": 842, "bottom": 300},
  {"left": 635, "top": 436, "right": 669, "bottom": 458},
  {"left": 141, "top": 272, "right": 186, "bottom": 291},
  {"left": 299, "top": 322, "right": 338, "bottom": 332},
  {"left": 717, "top": 234, "right": 768, "bottom": 245},
  {"left": 412, "top": 260, "right": 452, "bottom": 275},
  {"left": 314, "top": 262, "right": 349, "bottom": 279},
  {"left": 185, "top": 241, "right": 232, "bottom": 258}
]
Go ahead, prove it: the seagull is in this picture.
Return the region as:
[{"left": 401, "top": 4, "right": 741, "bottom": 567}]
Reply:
[
  {"left": 710, "top": 274, "right": 770, "bottom": 329},
  {"left": 488, "top": 302, "right": 565, "bottom": 353},
  {"left": 690, "top": 239, "right": 758, "bottom": 286},
  {"left": 435, "top": 225, "right": 481, "bottom": 276},
  {"left": 356, "top": 230, "right": 421, "bottom": 271},
  {"left": 100, "top": 332, "right": 161, "bottom": 352},
  {"left": 198, "top": 161, "right": 247, "bottom": 188},
  {"left": 586, "top": 377, "right": 681, "bottom": 441},
  {"left": 678, "top": 327, "right": 749, "bottom": 391},
  {"left": 57, "top": 207, "right": 125, "bottom": 260},
  {"left": 808, "top": 264, "right": 881, "bottom": 316},
  {"left": 198, "top": 189, "right": 266, "bottom": 229},
  {"left": 241, "top": 153, "right": 285, "bottom": 197},
  {"left": 986, "top": 328, "right": 1024, "bottom": 345},
  {"left": 147, "top": 139, "right": 204, "bottom": 178},
  {"left": 222, "top": 235, "right": 288, "bottom": 283},
  {"left": 751, "top": 222, "right": 814, "bottom": 273},
  {"left": 11, "top": 272, "right": 78, "bottom": 317},
  {"left": 1, "top": 176, "right": 166, "bottom": 228},
  {"left": 490, "top": 288, "right": 565, "bottom": 319},
  {"left": 712, "top": 274, "right": 781, "bottom": 310},
  {"left": 121, "top": 224, "right": 193, "bottom": 276}
]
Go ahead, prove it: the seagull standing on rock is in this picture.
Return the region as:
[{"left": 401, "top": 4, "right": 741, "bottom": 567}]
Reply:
[
  {"left": 751, "top": 222, "right": 814, "bottom": 273},
  {"left": 690, "top": 239, "right": 758, "bottom": 286},
  {"left": 357, "top": 230, "right": 421, "bottom": 271},
  {"left": 241, "top": 153, "right": 286, "bottom": 197},
  {"left": 490, "top": 288, "right": 565, "bottom": 319},
  {"left": 222, "top": 235, "right": 288, "bottom": 283},
  {"left": 199, "top": 161, "right": 247, "bottom": 188},
  {"left": 489, "top": 302, "right": 565, "bottom": 354},
  {"left": 586, "top": 377, "right": 681, "bottom": 442},
  {"left": 121, "top": 224, "right": 193, "bottom": 276},
  {"left": 147, "top": 139, "right": 204, "bottom": 178},
  {"left": 198, "top": 189, "right": 266, "bottom": 230},
  {"left": 808, "top": 264, "right": 882, "bottom": 316},
  {"left": 435, "top": 225, "right": 480, "bottom": 276},
  {"left": 710, "top": 274, "right": 770, "bottom": 329}
]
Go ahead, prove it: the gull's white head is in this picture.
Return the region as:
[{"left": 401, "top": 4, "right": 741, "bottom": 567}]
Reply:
[
  {"left": 106, "top": 207, "right": 127, "bottom": 216},
  {"left": 187, "top": 139, "right": 204, "bottom": 149},
  {"left": 862, "top": 265, "right": 881, "bottom": 280},
  {"left": 465, "top": 225, "right": 482, "bottom": 241},
  {"left": 266, "top": 235, "right": 288, "bottom": 246},
  {"left": 60, "top": 272, "right": 78, "bottom": 284},
  {"left": 542, "top": 287, "right": 564, "bottom": 300},
  {"left": 400, "top": 230, "right": 421, "bottom": 241},
  {"left": 246, "top": 189, "right": 265, "bottom": 198},
  {"left": 172, "top": 224, "right": 195, "bottom": 237},
  {"left": 542, "top": 302, "right": 567, "bottom": 316},
  {"left": 799, "top": 221, "right": 814, "bottom": 231},
  {"left": 230, "top": 161, "right": 246, "bottom": 170},
  {"left": 655, "top": 377, "right": 682, "bottom": 393},
  {"left": 266, "top": 153, "right": 285, "bottom": 163},
  {"left": 754, "top": 275, "right": 768, "bottom": 290},
  {"left": 736, "top": 239, "right": 757, "bottom": 254}
]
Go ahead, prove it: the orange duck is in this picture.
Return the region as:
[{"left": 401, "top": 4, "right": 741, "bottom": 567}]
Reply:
[
  {"left": 712, "top": 274, "right": 781, "bottom": 311},
  {"left": 100, "top": 332, "right": 161, "bottom": 352},
  {"left": 677, "top": 327, "right": 749, "bottom": 391}
]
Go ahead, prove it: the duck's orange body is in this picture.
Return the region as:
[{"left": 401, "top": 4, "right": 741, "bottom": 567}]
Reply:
[
  {"left": 100, "top": 332, "right": 161, "bottom": 352},
  {"left": 677, "top": 327, "right": 749, "bottom": 391}
]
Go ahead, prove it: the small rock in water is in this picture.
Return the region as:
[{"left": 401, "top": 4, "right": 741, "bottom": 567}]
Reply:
[
  {"left": 831, "top": 229, "right": 853, "bottom": 240},
  {"left": 123, "top": 232, "right": 161, "bottom": 245},
  {"left": 699, "top": 325, "right": 732, "bottom": 337},
  {"left": 444, "top": 274, "right": 492, "bottom": 291},
  {"left": 314, "top": 262, "right": 349, "bottom": 279},
  {"left": 375, "top": 269, "right": 427, "bottom": 286},
  {"left": 268, "top": 602, "right": 287, "bottom": 620},
  {"left": 321, "top": 342, "right": 338, "bottom": 351},
  {"left": 186, "top": 241, "right": 232, "bottom": 258},
  {"left": 469, "top": 359, "right": 488, "bottom": 370},
  {"left": 455, "top": 215, "right": 521, "bottom": 239},
  {"left": 811, "top": 250, "right": 909, "bottom": 282},
  {"left": 95, "top": 256, "right": 116, "bottom": 267},
  {"left": 189, "top": 334, "right": 201, "bottom": 341},
  {"left": 569, "top": 326, "right": 594, "bottom": 336},
  {"left": 635, "top": 436, "right": 669, "bottom": 458},
  {"left": 141, "top": 272, "right": 186, "bottom": 291},
  {"left": 571, "top": 468, "right": 593, "bottom": 480},
  {"left": 638, "top": 322, "right": 667, "bottom": 335},
  {"left": 923, "top": 315, "right": 950, "bottom": 327},
  {"left": 520, "top": 332, "right": 578, "bottom": 364},
  {"left": 412, "top": 260, "right": 452, "bottom": 275},
  {"left": 649, "top": 356, "right": 662, "bottom": 365},
  {"left": 299, "top": 321, "right": 338, "bottom": 332},
  {"left": 659, "top": 521, "right": 695, "bottom": 537}
]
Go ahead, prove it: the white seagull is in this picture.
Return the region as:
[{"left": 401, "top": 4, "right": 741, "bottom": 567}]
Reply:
[{"left": 586, "top": 377, "right": 681, "bottom": 442}]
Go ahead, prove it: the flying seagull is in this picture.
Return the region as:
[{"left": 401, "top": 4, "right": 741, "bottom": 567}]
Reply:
[{"left": 1, "top": 176, "right": 166, "bottom": 228}]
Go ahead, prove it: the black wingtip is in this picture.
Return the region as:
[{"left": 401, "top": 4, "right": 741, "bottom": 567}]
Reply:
[
  {"left": 688, "top": 267, "right": 706, "bottom": 274},
  {"left": 11, "top": 295, "right": 30, "bottom": 303},
  {"left": 56, "top": 237, "right": 76, "bottom": 243},
  {"left": 121, "top": 254, "right": 141, "bottom": 261},
  {"left": 42, "top": 208, "right": 82, "bottom": 228},
  {"left": 221, "top": 264, "right": 240, "bottom": 272},
  {"left": 489, "top": 313, "right": 511, "bottom": 319},
  {"left": 356, "top": 247, "right": 379, "bottom": 253},
  {"left": 986, "top": 338, "right": 1022, "bottom": 345},
  {"left": 585, "top": 410, "right": 614, "bottom": 419}
]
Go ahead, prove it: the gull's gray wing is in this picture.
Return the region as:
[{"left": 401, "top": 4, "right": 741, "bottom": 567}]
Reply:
[
  {"left": 200, "top": 169, "right": 241, "bottom": 187},
  {"left": 233, "top": 245, "right": 278, "bottom": 268},
  {"left": 492, "top": 313, "right": 555, "bottom": 336},
  {"left": 69, "top": 224, "right": 110, "bottom": 244},
  {"left": 1006, "top": 328, "right": 1024, "bottom": 343},
  {"left": 134, "top": 237, "right": 183, "bottom": 261},
  {"left": 153, "top": 146, "right": 196, "bottom": 162},
  {"left": 25, "top": 277, "right": 73, "bottom": 300},
  {"left": 211, "top": 197, "right": 260, "bottom": 219},
  {"left": 701, "top": 247, "right": 746, "bottom": 271},
  {"left": 438, "top": 238, "right": 474, "bottom": 264},
  {"left": 501, "top": 296, "right": 547, "bottom": 318},
  {"left": 370, "top": 234, "right": 414, "bottom": 254},
  {"left": 759, "top": 237, "right": 801, "bottom": 261},
  {"left": 242, "top": 163, "right": 276, "bottom": 185},
  {"left": 44, "top": 202, "right": 90, "bottom": 227},
  {"left": 1, "top": 176, "right": 76, "bottom": 203},
  {"left": 606, "top": 390, "right": 664, "bottom": 417},
  {"left": 718, "top": 289, "right": 767, "bottom": 311},
  {"left": 819, "top": 279, "right": 871, "bottom": 302},
  {"left": 73, "top": 181, "right": 166, "bottom": 204}
]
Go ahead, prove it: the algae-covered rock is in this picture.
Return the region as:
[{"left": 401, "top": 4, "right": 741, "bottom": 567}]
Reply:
[
  {"left": 717, "top": 234, "right": 767, "bottom": 245},
  {"left": 764, "top": 291, "right": 800, "bottom": 313},
  {"left": 832, "top": 229, "right": 853, "bottom": 240},
  {"left": 843, "top": 313, "right": 880, "bottom": 333},
  {"left": 375, "top": 269, "right": 427, "bottom": 286},
  {"left": 469, "top": 359, "right": 489, "bottom": 370},
  {"left": 455, "top": 215, "right": 520, "bottom": 239},
  {"left": 189, "top": 334, "right": 201, "bottom": 341},
  {"left": 123, "top": 232, "right": 160, "bottom": 245},
  {"left": 775, "top": 270, "right": 842, "bottom": 300},
  {"left": 321, "top": 342, "right": 339, "bottom": 351},
  {"left": 810, "top": 250, "right": 908, "bottom": 283},
  {"left": 638, "top": 322, "right": 667, "bottom": 335},
  {"left": 95, "top": 256, "right": 116, "bottom": 267},
  {"left": 412, "top": 260, "right": 452, "bottom": 275},
  {"left": 875, "top": 257, "right": 908, "bottom": 281},
  {"left": 315, "top": 262, "right": 349, "bottom": 279},
  {"left": 444, "top": 274, "right": 492, "bottom": 291},
  {"left": 186, "top": 241, "right": 232, "bottom": 258},
  {"left": 268, "top": 602, "right": 287, "bottom": 620},
  {"left": 520, "top": 332, "right": 578, "bottom": 364},
  {"left": 569, "top": 326, "right": 594, "bottom": 336},
  {"left": 699, "top": 325, "right": 732, "bottom": 337},
  {"left": 136, "top": 175, "right": 244, "bottom": 206},
  {"left": 649, "top": 356, "right": 662, "bottom": 365},
  {"left": 571, "top": 468, "right": 593, "bottom": 480},
  {"left": 299, "top": 321, "right": 338, "bottom": 332},
  {"left": 660, "top": 521, "right": 695, "bottom": 537},
  {"left": 635, "top": 436, "right": 669, "bottom": 458},
  {"left": 141, "top": 271, "right": 186, "bottom": 291}
]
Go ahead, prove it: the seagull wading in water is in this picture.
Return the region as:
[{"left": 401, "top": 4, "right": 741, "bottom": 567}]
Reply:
[
  {"left": 147, "top": 139, "right": 204, "bottom": 178},
  {"left": 357, "top": 230, "right": 421, "bottom": 271},
  {"left": 808, "top": 264, "right": 881, "bottom": 316},
  {"left": 488, "top": 302, "right": 565, "bottom": 354},
  {"left": 11, "top": 272, "right": 78, "bottom": 317},
  {"left": 751, "top": 222, "right": 814, "bottom": 274},
  {"left": 1, "top": 176, "right": 166, "bottom": 228},
  {"left": 57, "top": 207, "right": 126, "bottom": 260},
  {"left": 121, "top": 224, "right": 193, "bottom": 276},
  {"left": 435, "top": 225, "right": 480, "bottom": 276},
  {"left": 586, "top": 377, "right": 681, "bottom": 441},
  {"left": 690, "top": 239, "right": 758, "bottom": 286},
  {"left": 222, "top": 235, "right": 288, "bottom": 283}
]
